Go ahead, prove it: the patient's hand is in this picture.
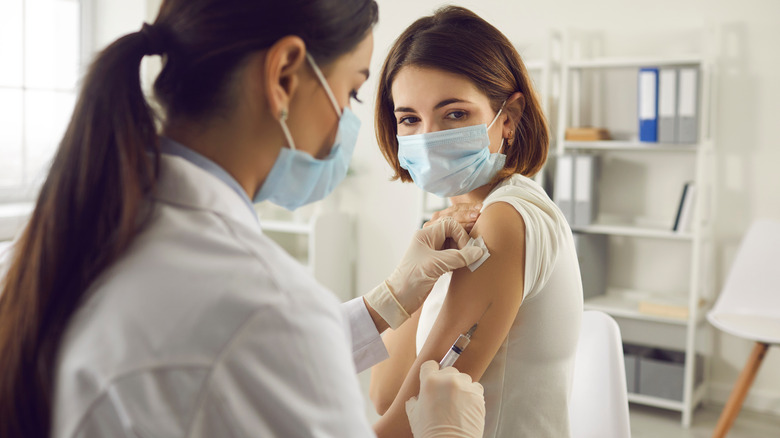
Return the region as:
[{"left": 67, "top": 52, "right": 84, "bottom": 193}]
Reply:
[{"left": 425, "top": 203, "right": 482, "bottom": 236}]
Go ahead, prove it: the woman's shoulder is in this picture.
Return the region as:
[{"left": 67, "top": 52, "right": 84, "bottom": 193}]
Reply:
[{"left": 483, "top": 174, "right": 567, "bottom": 234}]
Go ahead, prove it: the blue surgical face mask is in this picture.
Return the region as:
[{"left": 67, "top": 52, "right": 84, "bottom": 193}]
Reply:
[
  {"left": 254, "top": 53, "right": 361, "bottom": 210},
  {"left": 396, "top": 104, "right": 507, "bottom": 197}
]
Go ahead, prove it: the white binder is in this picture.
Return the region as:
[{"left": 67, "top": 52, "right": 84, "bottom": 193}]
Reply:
[
  {"left": 554, "top": 154, "right": 574, "bottom": 223},
  {"left": 573, "top": 154, "right": 598, "bottom": 227},
  {"left": 658, "top": 68, "right": 679, "bottom": 143},
  {"left": 677, "top": 68, "right": 699, "bottom": 143}
]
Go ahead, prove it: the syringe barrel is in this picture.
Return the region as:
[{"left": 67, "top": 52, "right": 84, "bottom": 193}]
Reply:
[{"left": 439, "top": 334, "right": 471, "bottom": 368}]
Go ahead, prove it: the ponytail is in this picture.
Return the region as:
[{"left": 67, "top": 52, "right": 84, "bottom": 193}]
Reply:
[{"left": 0, "top": 28, "right": 159, "bottom": 437}]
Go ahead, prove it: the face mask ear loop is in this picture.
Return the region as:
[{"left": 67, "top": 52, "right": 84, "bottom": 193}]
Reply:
[
  {"left": 306, "top": 53, "right": 343, "bottom": 117},
  {"left": 489, "top": 100, "right": 508, "bottom": 154},
  {"left": 279, "top": 108, "right": 297, "bottom": 151},
  {"left": 487, "top": 100, "right": 508, "bottom": 130},
  {"left": 497, "top": 138, "right": 505, "bottom": 155}
]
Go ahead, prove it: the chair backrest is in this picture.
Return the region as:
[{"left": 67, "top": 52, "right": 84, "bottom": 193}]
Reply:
[
  {"left": 569, "top": 311, "right": 631, "bottom": 438},
  {"left": 710, "top": 219, "right": 780, "bottom": 318}
]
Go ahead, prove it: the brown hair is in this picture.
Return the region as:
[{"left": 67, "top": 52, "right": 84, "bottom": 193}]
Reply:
[
  {"left": 0, "top": 0, "right": 378, "bottom": 436},
  {"left": 375, "top": 5, "right": 548, "bottom": 183}
]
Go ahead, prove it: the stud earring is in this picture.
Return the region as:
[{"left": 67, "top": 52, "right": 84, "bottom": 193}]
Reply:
[
  {"left": 280, "top": 108, "right": 289, "bottom": 122},
  {"left": 507, "top": 130, "right": 514, "bottom": 147}
]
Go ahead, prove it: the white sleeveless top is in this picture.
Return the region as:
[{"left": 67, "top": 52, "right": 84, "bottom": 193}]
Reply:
[{"left": 416, "top": 174, "right": 583, "bottom": 438}]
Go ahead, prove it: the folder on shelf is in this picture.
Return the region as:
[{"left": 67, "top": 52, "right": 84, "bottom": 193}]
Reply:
[
  {"left": 658, "top": 68, "right": 679, "bottom": 143},
  {"left": 554, "top": 154, "right": 574, "bottom": 223},
  {"left": 638, "top": 67, "right": 659, "bottom": 142},
  {"left": 672, "top": 182, "right": 697, "bottom": 233},
  {"left": 677, "top": 68, "right": 699, "bottom": 143},
  {"left": 573, "top": 154, "right": 599, "bottom": 227}
]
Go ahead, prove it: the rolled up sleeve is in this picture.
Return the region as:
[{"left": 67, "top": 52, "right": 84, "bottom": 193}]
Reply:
[{"left": 342, "top": 297, "right": 389, "bottom": 373}]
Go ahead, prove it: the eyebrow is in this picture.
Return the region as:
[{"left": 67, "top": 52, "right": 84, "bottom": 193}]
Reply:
[{"left": 394, "top": 98, "right": 472, "bottom": 113}]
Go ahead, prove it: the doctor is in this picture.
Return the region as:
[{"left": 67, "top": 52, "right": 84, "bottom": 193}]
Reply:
[{"left": 0, "top": 0, "right": 487, "bottom": 437}]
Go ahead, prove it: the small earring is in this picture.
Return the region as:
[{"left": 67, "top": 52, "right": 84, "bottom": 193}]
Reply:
[
  {"left": 507, "top": 130, "right": 514, "bottom": 147},
  {"left": 280, "top": 108, "right": 289, "bottom": 122}
]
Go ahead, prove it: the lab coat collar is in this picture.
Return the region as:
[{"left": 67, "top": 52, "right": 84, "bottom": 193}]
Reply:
[
  {"left": 153, "top": 150, "right": 260, "bottom": 232},
  {"left": 158, "top": 137, "right": 257, "bottom": 220}
]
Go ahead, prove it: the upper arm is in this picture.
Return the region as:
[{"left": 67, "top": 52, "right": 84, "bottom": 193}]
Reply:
[
  {"left": 373, "top": 202, "right": 526, "bottom": 437},
  {"left": 417, "top": 201, "right": 526, "bottom": 381}
]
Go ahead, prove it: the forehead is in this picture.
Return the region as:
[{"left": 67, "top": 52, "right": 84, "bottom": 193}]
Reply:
[{"left": 391, "top": 66, "right": 488, "bottom": 107}]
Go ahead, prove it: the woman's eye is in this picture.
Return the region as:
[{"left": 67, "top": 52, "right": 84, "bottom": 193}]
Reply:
[
  {"left": 350, "top": 90, "right": 363, "bottom": 103},
  {"left": 399, "top": 116, "right": 420, "bottom": 125},
  {"left": 446, "top": 110, "right": 467, "bottom": 120}
]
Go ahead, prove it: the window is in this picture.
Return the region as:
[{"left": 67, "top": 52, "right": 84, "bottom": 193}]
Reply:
[{"left": 0, "top": 0, "right": 85, "bottom": 202}]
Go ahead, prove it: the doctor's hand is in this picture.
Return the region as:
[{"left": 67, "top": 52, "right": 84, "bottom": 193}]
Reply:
[
  {"left": 406, "top": 361, "right": 486, "bottom": 438},
  {"left": 364, "top": 218, "right": 484, "bottom": 330},
  {"left": 424, "top": 203, "right": 482, "bottom": 234}
]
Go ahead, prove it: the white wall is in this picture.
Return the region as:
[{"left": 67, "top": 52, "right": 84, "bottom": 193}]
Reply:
[
  {"left": 88, "top": 0, "right": 146, "bottom": 55},
  {"left": 97, "top": 0, "right": 780, "bottom": 417}
]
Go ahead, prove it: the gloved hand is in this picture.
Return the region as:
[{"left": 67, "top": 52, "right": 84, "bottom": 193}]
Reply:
[
  {"left": 364, "top": 217, "right": 484, "bottom": 329},
  {"left": 406, "top": 360, "right": 486, "bottom": 438}
]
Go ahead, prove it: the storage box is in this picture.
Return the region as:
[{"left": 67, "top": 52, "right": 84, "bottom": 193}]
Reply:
[
  {"left": 623, "top": 344, "right": 653, "bottom": 394},
  {"left": 624, "top": 354, "right": 638, "bottom": 393},
  {"left": 565, "top": 126, "right": 611, "bottom": 141},
  {"left": 638, "top": 349, "right": 703, "bottom": 401}
]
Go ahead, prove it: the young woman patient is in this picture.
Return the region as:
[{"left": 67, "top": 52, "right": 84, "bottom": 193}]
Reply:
[{"left": 370, "top": 6, "right": 584, "bottom": 438}]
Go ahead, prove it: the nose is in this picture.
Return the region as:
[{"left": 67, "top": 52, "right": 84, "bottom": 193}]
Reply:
[{"left": 420, "top": 121, "right": 446, "bottom": 135}]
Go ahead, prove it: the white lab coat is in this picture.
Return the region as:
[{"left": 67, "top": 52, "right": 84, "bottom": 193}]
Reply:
[{"left": 50, "top": 153, "right": 386, "bottom": 437}]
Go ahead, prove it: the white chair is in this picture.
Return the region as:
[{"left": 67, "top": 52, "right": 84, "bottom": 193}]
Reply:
[
  {"left": 569, "top": 310, "right": 631, "bottom": 438},
  {"left": 707, "top": 219, "right": 780, "bottom": 438}
]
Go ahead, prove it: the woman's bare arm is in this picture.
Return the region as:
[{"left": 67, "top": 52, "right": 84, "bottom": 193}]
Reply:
[
  {"left": 369, "top": 309, "right": 420, "bottom": 415},
  {"left": 373, "top": 202, "right": 527, "bottom": 438}
]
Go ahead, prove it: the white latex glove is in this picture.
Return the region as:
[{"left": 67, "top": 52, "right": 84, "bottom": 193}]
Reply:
[
  {"left": 364, "top": 218, "right": 484, "bottom": 328},
  {"left": 406, "top": 360, "right": 486, "bottom": 438}
]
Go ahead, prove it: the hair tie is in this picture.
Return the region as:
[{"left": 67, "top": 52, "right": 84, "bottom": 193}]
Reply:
[{"left": 139, "top": 23, "right": 166, "bottom": 56}]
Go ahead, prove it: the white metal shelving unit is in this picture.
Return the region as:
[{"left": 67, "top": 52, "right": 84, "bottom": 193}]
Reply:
[
  {"left": 555, "top": 31, "right": 718, "bottom": 427},
  {"left": 256, "top": 206, "right": 354, "bottom": 302}
]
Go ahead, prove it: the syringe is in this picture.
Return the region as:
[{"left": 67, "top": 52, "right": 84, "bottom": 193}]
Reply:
[{"left": 438, "top": 323, "right": 478, "bottom": 369}]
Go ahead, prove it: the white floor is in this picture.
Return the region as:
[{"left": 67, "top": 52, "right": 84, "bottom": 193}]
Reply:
[
  {"left": 358, "top": 370, "right": 780, "bottom": 436},
  {"left": 630, "top": 403, "right": 780, "bottom": 438}
]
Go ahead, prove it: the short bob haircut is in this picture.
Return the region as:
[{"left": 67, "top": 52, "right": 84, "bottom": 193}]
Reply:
[{"left": 375, "top": 6, "right": 549, "bottom": 183}]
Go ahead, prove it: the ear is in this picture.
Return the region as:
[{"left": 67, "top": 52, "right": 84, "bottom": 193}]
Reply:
[
  {"left": 263, "top": 36, "right": 307, "bottom": 121},
  {"left": 501, "top": 91, "right": 525, "bottom": 139}
]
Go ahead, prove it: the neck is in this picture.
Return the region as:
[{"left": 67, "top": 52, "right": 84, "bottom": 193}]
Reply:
[
  {"left": 162, "top": 106, "right": 282, "bottom": 199},
  {"left": 449, "top": 181, "right": 498, "bottom": 205}
]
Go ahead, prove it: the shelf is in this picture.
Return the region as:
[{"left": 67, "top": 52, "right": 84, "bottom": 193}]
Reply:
[
  {"left": 260, "top": 220, "right": 312, "bottom": 234},
  {"left": 584, "top": 290, "right": 706, "bottom": 325},
  {"left": 564, "top": 141, "right": 699, "bottom": 152},
  {"left": 627, "top": 380, "right": 707, "bottom": 412},
  {"left": 628, "top": 393, "right": 685, "bottom": 411},
  {"left": 567, "top": 56, "right": 702, "bottom": 69},
  {"left": 572, "top": 224, "right": 693, "bottom": 240}
]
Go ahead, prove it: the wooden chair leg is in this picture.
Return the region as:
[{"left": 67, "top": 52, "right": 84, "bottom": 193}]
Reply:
[{"left": 711, "top": 342, "right": 770, "bottom": 438}]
